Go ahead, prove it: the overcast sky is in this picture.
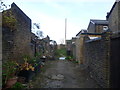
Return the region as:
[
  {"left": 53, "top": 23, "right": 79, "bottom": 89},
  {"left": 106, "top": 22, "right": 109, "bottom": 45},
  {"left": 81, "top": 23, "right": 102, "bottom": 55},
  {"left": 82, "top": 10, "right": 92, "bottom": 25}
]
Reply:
[{"left": 3, "top": 0, "right": 115, "bottom": 44}]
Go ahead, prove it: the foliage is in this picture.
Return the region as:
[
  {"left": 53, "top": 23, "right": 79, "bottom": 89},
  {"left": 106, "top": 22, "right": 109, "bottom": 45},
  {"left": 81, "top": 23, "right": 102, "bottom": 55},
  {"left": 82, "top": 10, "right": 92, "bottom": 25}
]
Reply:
[
  {"left": 35, "top": 52, "right": 42, "bottom": 58},
  {"left": 12, "top": 82, "right": 25, "bottom": 88},
  {"left": 36, "top": 30, "right": 44, "bottom": 39},
  {"left": 19, "top": 62, "right": 35, "bottom": 71},
  {"left": 33, "top": 23, "right": 44, "bottom": 39},
  {"left": 0, "top": 0, "right": 10, "bottom": 12},
  {"left": 25, "top": 53, "right": 41, "bottom": 65},
  {"left": 22, "top": 55, "right": 31, "bottom": 61},
  {"left": 66, "top": 56, "right": 74, "bottom": 60},
  {"left": 28, "top": 57, "right": 37, "bottom": 65},
  {"left": 66, "top": 56, "right": 75, "bottom": 61},
  {"left": 2, "top": 9, "right": 17, "bottom": 31},
  {"left": 28, "top": 57, "right": 39, "bottom": 67},
  {"left": 19, "top": 56, "right": 35, "bottom": 71},
  {"left": 55, "top": 48, "right": 67, "bottom": 57},
  {"left": 66, "top": 56, "right": 77, "bottom": 63},
  {"left": 2, "top": 53, "right": 43, "bottom": 88},
  {"left": 2, "top": 61, "right": 18, "bottom": 85},
  {"left": 19, "top": 54, "right": 42, "bottom": 71},
  {"left": 33, "top": 23, "right": 40, "bottom": 29},
  {"left": 72, "top": 60, "right": 78, "bottom": 64}
]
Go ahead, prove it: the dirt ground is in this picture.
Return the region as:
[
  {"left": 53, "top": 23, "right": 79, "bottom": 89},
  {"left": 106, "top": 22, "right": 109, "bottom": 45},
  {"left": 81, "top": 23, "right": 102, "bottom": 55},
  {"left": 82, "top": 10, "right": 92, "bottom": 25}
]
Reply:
[{"left": 31, "top": 60, "right": 100, "bottom": 88}]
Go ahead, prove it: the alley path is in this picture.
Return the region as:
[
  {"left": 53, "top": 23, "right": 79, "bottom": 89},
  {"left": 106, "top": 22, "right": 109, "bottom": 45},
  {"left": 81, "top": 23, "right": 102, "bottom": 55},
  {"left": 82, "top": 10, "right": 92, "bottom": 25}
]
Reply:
[{"left": 31, "top": 60, "right": 100, "bottom": 88}]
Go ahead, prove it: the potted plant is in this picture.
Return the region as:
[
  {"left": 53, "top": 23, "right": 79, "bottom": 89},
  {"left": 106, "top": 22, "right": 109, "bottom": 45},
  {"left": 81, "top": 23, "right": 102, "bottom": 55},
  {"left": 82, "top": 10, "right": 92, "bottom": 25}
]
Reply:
[
  {"left": 2, "top": 60, "right": 19, "bottom": 88},
  {"left": 17, "top": 57, "right": 35, "bottom": 82}
]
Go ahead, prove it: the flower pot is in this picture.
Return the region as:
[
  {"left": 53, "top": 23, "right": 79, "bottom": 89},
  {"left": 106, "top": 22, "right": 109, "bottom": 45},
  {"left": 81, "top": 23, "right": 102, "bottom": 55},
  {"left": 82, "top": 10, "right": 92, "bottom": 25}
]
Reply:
[
  {"left": 17, "top": 70, "right": 35, "bottom": 82},
  {"left": 17, "top": 77, "right": 25, "bottom": 83},
  {"left": 6, "top": 77, "right": 18, "bottom": 88}
]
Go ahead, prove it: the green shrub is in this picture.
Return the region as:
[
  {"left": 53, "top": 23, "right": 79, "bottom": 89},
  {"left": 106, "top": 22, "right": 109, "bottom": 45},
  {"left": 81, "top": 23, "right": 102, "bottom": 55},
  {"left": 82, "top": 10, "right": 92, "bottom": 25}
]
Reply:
[
  {"left": 12, "top": 82, "right": 25, "bottom": 88},
  {"left": 55, "top": 48, "right": 67, "bottom": 57}
]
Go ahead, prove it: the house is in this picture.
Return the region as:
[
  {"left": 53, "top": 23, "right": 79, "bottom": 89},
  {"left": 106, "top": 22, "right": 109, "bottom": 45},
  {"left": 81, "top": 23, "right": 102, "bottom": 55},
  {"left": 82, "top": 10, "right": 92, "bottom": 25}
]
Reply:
[
  {"left": 87, "top": 19, "right": 108, "bottom": 33},
  {"left": 106, "top": 0, "right": 120, "bottom": 33},
  {"left": 2, "top": 3, "right": 33, "bottom": 63}
]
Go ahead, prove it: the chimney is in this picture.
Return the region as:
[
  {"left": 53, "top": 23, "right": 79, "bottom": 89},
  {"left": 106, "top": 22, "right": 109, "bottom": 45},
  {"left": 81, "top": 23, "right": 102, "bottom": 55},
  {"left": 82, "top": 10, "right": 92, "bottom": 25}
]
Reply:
[{"left": 106, "top": 12, "right": 109, "bottom": 20}]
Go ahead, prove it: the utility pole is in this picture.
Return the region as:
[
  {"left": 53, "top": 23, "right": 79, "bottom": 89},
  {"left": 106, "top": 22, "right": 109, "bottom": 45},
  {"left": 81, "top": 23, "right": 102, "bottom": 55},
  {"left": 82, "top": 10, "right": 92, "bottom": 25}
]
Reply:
[{"left": 65, "top": 18, "right": 67, "bottom": 45}]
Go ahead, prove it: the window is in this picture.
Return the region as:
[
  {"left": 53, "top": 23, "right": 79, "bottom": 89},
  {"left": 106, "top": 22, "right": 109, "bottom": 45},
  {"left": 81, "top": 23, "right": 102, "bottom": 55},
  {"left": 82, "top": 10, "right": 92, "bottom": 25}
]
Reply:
[{"left": 103, "top": 26, "right": 108, "bottom": 31}]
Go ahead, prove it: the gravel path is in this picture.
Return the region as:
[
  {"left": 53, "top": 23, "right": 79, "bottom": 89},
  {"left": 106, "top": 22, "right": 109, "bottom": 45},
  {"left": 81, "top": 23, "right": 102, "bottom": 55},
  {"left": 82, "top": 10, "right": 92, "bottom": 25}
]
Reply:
[{"left": 31, "top": 60, "right": 100, "bottom": 88}]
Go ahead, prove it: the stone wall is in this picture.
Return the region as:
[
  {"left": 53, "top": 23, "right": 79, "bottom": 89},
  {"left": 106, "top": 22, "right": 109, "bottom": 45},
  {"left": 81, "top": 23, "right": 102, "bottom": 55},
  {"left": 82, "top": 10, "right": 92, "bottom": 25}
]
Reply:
[{"left": 84, "top": 31, "right": 111, "bottom": 88}]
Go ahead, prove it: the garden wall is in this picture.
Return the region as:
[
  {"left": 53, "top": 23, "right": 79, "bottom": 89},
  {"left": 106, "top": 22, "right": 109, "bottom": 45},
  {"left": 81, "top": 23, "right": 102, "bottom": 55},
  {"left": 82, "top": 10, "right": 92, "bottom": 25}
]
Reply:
[{"left": 84, "top": 31, "right": 111, "bottom": 88}]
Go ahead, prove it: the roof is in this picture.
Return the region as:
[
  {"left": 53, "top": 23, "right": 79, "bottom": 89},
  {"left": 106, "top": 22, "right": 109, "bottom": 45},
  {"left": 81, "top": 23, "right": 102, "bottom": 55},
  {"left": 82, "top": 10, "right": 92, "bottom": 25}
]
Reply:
[
  {"left": 106, "top": 1, "right": 120, "bottom": 18},
  {"left": 90, "top": 19, "right": 108, "bottom": 25},
  {"left": 76, "top": 29, "right": 88, "bottom": 36},
  {"left": 81, "top": 33, "right": 102, "bottom": 35},
  {"left": 106, "top": 2, "right": 117, "bottom": 18}
]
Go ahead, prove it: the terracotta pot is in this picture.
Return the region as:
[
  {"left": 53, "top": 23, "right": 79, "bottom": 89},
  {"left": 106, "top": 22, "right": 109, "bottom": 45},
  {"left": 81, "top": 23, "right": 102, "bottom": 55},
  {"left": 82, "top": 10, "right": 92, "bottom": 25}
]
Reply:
[
  {"left": 17, "top": 77, "right": 25, "bottom": 83},
  {"left": 6, "top": 77, "right": 18, "bottom": 88}
]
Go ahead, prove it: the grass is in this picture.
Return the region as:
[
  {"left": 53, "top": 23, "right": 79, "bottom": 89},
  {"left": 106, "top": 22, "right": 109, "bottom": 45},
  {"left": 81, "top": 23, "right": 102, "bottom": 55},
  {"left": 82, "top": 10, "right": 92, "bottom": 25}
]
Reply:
[{"left": 55, "top": 48, "right": 67, "bottom": 57}]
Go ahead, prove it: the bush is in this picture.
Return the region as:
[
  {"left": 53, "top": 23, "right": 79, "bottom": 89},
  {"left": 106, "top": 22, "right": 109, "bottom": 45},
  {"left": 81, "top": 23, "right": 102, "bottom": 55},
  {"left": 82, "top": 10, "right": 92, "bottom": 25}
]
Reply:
[
  {"left": 55, "top": 48, "right": 67, "bottom": 57},
  {"left": 12, "top": 82, "right": 25, "bottom": 88}
]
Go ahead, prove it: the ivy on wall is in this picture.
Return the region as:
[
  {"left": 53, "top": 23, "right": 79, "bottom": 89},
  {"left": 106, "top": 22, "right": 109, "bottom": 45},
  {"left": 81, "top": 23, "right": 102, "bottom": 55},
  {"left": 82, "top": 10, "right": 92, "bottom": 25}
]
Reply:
[{"left": 2, "top": 10, "right": 17, "bottom": 31}]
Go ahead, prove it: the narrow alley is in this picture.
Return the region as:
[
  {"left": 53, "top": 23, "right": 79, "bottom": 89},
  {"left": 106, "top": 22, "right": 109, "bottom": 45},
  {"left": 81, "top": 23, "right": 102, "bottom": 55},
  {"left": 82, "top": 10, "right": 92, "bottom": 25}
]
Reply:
[
  {"left": 1, "top": 0, "right": 120, "bottom": 89},
  {"left": 31, "top": 60, "right": 100, "bottom": 88}
]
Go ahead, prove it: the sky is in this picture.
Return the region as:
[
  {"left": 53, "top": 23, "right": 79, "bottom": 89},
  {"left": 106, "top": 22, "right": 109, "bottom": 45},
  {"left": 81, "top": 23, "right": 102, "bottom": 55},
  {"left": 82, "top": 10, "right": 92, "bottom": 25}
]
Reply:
[{"left": 3, "top": 0, "right": 115, "bottom": 44}]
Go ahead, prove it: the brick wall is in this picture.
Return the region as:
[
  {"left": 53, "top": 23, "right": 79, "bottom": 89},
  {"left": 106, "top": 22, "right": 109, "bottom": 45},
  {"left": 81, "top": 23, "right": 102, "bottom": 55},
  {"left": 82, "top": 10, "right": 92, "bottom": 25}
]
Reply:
[
  {"left": 107, "top": 2, "right": 120, "bottom": 32},
  {"left": 75, "top": 35, "right": 85, "bottom": 64},
  {"left": 84, "top": 31, "right": 111, "bottom": 88},
  {"left": 2, "top": 3, "right": 33, "bottom": 63},
  {"left": 95, "top": 25, "right": 105, "bottom": 33},
  {"left": 2, "top": 27, "right": 14, "bottom": 62}
]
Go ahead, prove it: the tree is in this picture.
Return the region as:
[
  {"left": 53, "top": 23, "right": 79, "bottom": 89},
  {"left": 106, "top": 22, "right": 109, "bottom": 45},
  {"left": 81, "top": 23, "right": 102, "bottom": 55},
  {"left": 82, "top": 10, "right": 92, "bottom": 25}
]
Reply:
[
  {"left": 36, "top": 30, "right": 44, "bottom": 39},
  {"left": 33, "top": 23, "right": 44, "bottom": 39},
  {"left": 33, "top": 23, "right": 40, "bottom": 29},
  {"left": 0, "top": 0, "right": 10, "bottom": 12},
  {"left": 1, "top": 0, "right": 17, "bottom": 30}
]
